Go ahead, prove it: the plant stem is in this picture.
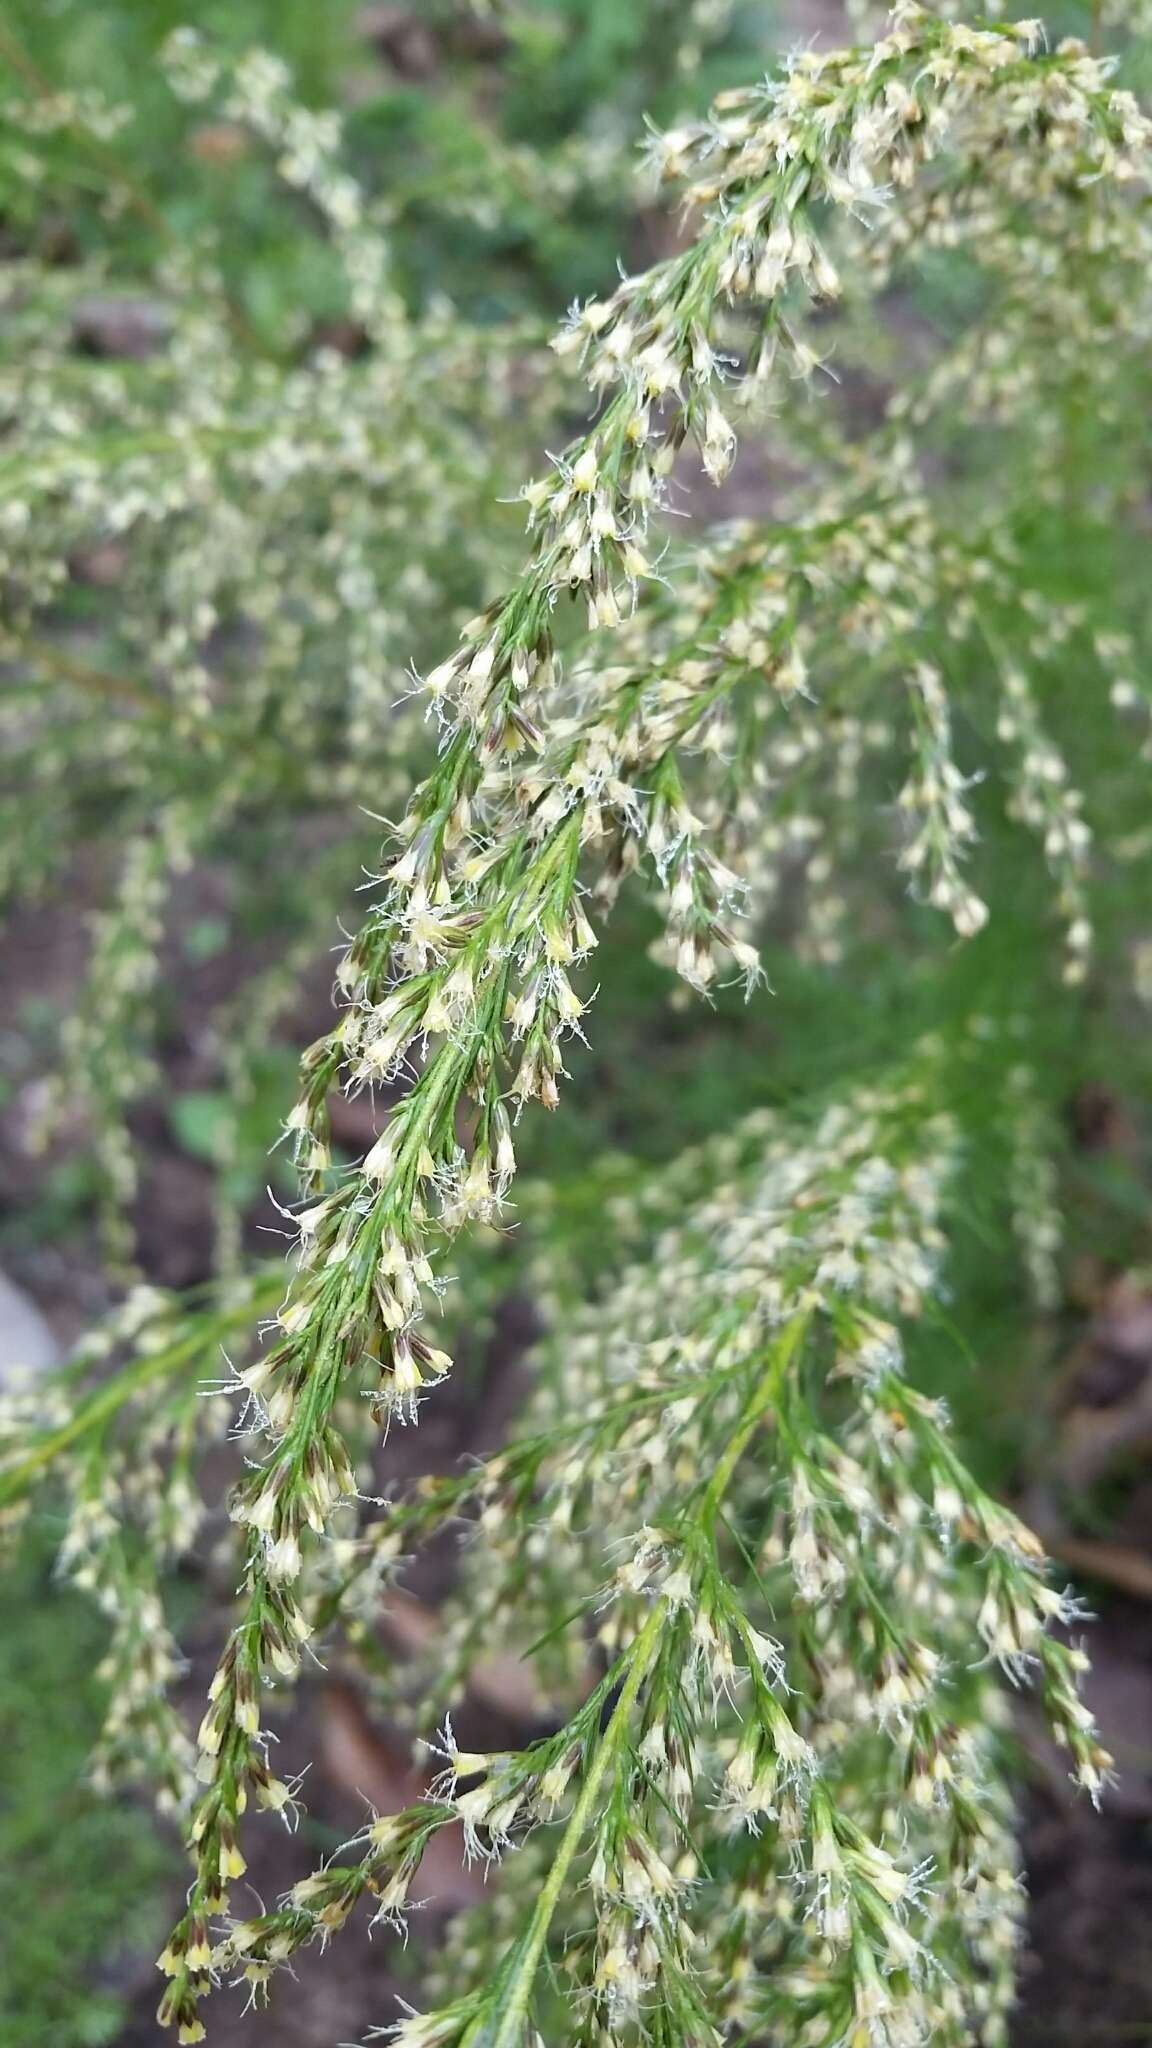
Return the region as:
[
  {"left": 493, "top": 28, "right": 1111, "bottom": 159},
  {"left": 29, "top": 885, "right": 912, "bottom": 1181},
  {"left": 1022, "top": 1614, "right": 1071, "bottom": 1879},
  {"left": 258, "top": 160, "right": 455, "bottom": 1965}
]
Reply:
[
  {"left": 479, "top": 1598, "right": 667, "bottom": 2048},
  {"left": 0, "top": 1286, "right": 280, "bottom": 1506},
  {"left": 700, "top": 1309, "right": 810, "bottom": 1532}
]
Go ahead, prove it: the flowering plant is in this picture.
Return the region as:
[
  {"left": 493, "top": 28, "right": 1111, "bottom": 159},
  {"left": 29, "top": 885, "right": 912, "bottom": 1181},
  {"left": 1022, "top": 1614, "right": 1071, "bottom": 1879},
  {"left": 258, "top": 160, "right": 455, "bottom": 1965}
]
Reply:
[{"left": 2, "top": 5, "right": 1150, "bottom": 2044}]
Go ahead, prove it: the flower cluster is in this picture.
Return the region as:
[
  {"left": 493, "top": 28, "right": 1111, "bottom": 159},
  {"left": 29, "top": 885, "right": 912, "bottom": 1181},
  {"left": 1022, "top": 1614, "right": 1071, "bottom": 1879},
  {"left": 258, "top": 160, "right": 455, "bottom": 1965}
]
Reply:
[{"left": 164, "top": 1054, "right": 1106, "bottom": 2048}]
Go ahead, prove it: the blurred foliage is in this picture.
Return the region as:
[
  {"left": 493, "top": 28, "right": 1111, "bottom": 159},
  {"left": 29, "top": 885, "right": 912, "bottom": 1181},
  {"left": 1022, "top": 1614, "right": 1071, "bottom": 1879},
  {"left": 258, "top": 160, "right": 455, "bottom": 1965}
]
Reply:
[
  {"left": 0, "top": 1541, "right": 169, "bottom": 2048},
  {"left": 0, "top": 0, "right": 761, "bottom": 328}
]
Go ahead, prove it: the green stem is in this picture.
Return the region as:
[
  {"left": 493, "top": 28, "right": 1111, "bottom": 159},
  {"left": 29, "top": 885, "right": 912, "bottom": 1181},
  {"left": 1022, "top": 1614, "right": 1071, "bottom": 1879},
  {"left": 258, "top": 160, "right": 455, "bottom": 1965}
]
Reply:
[
  {"left": 26, "top": 638, "right": 166, "bottom": 712},
  {"left": 0, "top": 1286, "right": 280, "bottom": 1507},
  {"left": 477, "top": 1598, "right": 667, "bottom": 2048},
  {"left": 700, "top": 1309, "right": 810, "bottom": 1532}
]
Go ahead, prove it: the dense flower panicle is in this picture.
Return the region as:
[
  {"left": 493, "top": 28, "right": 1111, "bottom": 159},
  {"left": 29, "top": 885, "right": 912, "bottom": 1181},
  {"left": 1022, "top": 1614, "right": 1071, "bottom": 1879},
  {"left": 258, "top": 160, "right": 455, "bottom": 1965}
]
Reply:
[
  {"left": 268, "top": 0, "right": 1148, "bottom": 1495},
  {"left": 0, "top": 5, "right": 1149, "bottom": 2043},
  {"left": 310, "top": 1057, "right": 1106, "bottom": 2048}
]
